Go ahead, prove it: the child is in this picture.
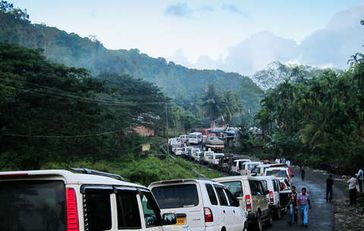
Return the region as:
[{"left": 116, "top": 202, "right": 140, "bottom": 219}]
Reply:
[{"left": 298, "top": 187, "right": 312, "bottom": 227}]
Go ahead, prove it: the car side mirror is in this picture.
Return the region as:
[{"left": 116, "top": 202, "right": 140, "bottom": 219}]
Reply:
[{"left": 162, "top": 213, "right": 176, "bottom": 225}]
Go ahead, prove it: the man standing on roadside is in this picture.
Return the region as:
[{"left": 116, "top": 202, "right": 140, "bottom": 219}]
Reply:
[
  {"left": 347, "top": 174, "right": 358, "bottom": 206},
  {"left": 357, "top": 168, "right": 363, "bottom": 193},
  {"left": 298, "top": 187, "right": 312, "bottom": 227},
  {"left": 326, "top": 174, "right": 334, "bottom": 203}
]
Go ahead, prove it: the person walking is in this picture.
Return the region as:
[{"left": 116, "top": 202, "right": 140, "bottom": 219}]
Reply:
[
  {"left": 298, "top": 187, "right": 312, "bottom": 227},
  {"left": 357, "top": 168, "right": 363, "bottom": 193},
  {"left": 326, "top": 174, "right": 334, "bottom": 203},
  {"left": 347, "top": 174, "right": 358, "bottom": 206},
  {"left": 287, "top": 185, "right": 298, "bottom": 225},
  {"left": 301, "top": 167, "right": 305, "bottom": 181}
]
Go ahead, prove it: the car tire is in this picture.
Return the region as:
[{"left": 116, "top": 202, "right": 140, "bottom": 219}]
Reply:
[
  {"left": 265, "top": 211, "right": 273, "bottom": 226},
  {"left": 249, "top": 214, "right": 263, "bottom": 231},
  {"left": 274, "top": 206, "right": 281, "bottom": 220}
]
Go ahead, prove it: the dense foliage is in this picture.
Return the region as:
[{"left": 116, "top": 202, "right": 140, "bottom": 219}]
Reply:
[
  {"left": 0, "top": 1, "right": 263, "bottom": 121},
  {"left": 255, "top": 58, "right": 364, "bottom": 173},
  {"left": 0, "top": 44, "right": 169, "bottom": 169}
]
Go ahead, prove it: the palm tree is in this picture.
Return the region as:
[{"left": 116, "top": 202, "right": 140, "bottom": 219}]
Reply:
[{"left": 201, "top": 85, "right": 222, "bottom": 124}]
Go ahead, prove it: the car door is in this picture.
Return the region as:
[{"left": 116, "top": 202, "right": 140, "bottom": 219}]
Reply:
[
  {"left": 115, "top": 187, "right": 143, "bottom": 230},
  {"left": 224, "top": 188, "right": 244, "bottom": 231},
  {"left": 257, "top": 181, "right": 269, "bottom": 215},
  {"left": 214, "top": 185, "right": 230, "bottom": 229},
  {"left": 139, "top": 190, "right": 163, "bottom": 231}
]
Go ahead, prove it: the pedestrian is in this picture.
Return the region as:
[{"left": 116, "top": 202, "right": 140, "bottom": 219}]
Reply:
[
  {"left": 287, "top": 185, "right": 298, "bottom": 225},
  {"left": 326, "top": 174, "right": 334, "bottom": 203},
  {"left": 301, "top": 167, "right": 305, "bottom": 181},
  {"left": 347, "top": 174, "right": 358, "bottom": 206},
  {"left": 298, "top": 187, "right": 312, "bottom": 227},
  {"left": 357, "top": 168, "right": 363, "bottom": 193}
]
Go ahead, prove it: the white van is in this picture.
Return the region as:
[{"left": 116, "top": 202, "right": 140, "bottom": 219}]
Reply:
[
  {"left": 255, "top": 176, "right": 282, "bottom": 220},
  {"left": 207, "top": 153, "right": 225, "bottom": 168},
  {"left": 230, "top": 159, "right": 251, "bottom": 175},
  {"left": 0, "top": 169, "right": 176, "bottom": 231},
  {"left": 201, "top": 150, "right": 214, "bottom": 164},
  {"left": 215, "top": 176, "right": 272, "bottom": 231},
  {"left": 149, "top": 179, "right": 248, "bottom": 231},
  {"left": 188, "top": 132, "right": 202, "bottom": 145},
  {"left": 239, "top": 161, "right": 261, "bottom": 176}
]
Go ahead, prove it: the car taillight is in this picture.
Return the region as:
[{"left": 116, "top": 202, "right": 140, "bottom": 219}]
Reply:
[
  {"left": 269, "top": 191, "right": 274, "bottom": 203},
  {"left": 245, "top": 195, "right": 252, "bottom": 212},
  {"left": 66, "top": 188, "right": 79, "bottom": 231},
  {"left": 204, "top": 207, "right": 213, "bottom": 222}
]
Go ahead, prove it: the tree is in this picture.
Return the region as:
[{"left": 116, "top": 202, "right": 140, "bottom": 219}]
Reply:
[{"left": 201, "top": 84, "right": 222, "bottom": 123}]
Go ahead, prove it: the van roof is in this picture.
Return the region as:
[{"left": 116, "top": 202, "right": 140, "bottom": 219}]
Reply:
[
  {"left": 149, "top": 178, "right": 222, "bottom": 187},
  {"left": 0, "top": 170, "right": 147, "bottom": 189},
  {"left": 213, "top": 175, "right": 258, "bottom": 182}
]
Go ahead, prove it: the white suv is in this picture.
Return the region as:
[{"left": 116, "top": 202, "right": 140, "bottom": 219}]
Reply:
[
  {"left": 255, "top": 176, "right": 282, "bottom": 220},
  {"left": 214, "top": 176, "right": 272, "bottom": 231},
  {"left": 0, "top": 169, "right": 176, "bottom": 231},
  {"left": 149, "top": 179, "right": 248, "bottom": 231}
]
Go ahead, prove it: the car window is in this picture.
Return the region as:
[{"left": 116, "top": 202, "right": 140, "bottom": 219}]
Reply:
[
  {"left": 221, "top": 181, "right": 243, "bottom": 198},
  {"left": 140, "top": 192, "right": 162, "bottom": 227},
  {"left": 273, "top": 180, "right": 279, "bottom": 192},
  {"left": 116, "top": 190, "right": 141, "bottom": 229},
  {"left": 151, "top": 184, "right": 199, "bottom": 209},
  {"left": 205, "top": 183, "right": 218, "bottom": 205},
  {"left": 0, "top": 180, "right": 66, "bottom": 231},
  {"left": 214, "top": 186, "right": 228, "bottom": 206},
  {"left": 84, "top": 190, "right": 112, "bottom": 231},
  {"left": 261, "top": 180, "right": 268, "bottom": 191},
  {"left": 224, "top": 189, "right": 239, "bottom": 207},
  {"left": 249, "top": 180, "right": 263, "bottom": 196}
]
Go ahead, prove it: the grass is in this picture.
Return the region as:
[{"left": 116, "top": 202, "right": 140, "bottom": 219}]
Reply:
[{"left": 41, "top": 154, "right": 223, "bottom": 186}]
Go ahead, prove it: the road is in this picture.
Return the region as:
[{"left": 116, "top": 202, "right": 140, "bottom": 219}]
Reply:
[{"left": 267, "top": 167, "right": 345, "bottom": 231}]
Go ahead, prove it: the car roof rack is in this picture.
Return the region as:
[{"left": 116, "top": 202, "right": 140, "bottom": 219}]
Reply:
[{"left": 70, "top": 168, "right": 124, "bottom": 181}]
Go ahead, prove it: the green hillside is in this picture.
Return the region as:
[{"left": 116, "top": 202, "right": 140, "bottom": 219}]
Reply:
[{"left": 0, "top": 3, "right": 263, "bottom": 115}]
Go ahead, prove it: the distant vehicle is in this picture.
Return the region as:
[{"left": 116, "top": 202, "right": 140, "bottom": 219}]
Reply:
[
  {"left": 217, "top": 154, "right": 241, "bottom": 172},
  {"left": 255, "top": 176, "right": 283, "bottom": 220},
  {"left": 252, "top": 164, "right": 275, "bottom": 176},
  {"left": 0, "top": 169, "right": 176, "bottom": 231},
  {"left": 178, "top": 134, "right": 188, "bottom": 143},
  {"left": 181, "top": 146, "right": 193, "bottom": 159},
  {"left": 239, "top": 161, "right": 261, "bottom": 176},
  {"left": 173, "top": 147, "right": 183, "bottom": 156},
  {"left": 149, "top": 179, "right": 248, "bottom": 231},
  {"left": 201, "top": 150, "right": 214, "bottom": 165},
  {"left": 188, "top": 132, "right": 202, "bottom": 145},
  {"left": 264, "top": 167, "right": 291, "bottom": 182},
  {"left": 230, "top": 159, "right": 251, "bottom": 175},
  {"left": 207, "top": 153, "right": 225, "bottom": 168},
  {"left": 215, "top": 175, "right": 272, "bottom": 231},
  {"left": 190, "top": 148, "right": 202, "bottom": 161},
  {"left": 224, "top": 127, "right": 238, "bottom": 138},
  {"left": 204, "top": 136, "right": 224, "bottom": 150}
]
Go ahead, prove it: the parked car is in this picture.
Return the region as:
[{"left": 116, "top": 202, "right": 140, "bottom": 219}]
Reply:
[
  {"left": 0, "top": 169, "right": 177, "bottom": 231},
  {"left": 149, "top": 179, "right": 248, "bottom": 231},
  {"left": 264, "top": 167, "right": 292, "bottom": 184},
  {"left": 251, "top": 164, "right": 274, "bottom": 176},
  {"left": 178, "top": 134, "right": 188, "bottom": 143},
  {"left": 190, "top": 148, "right": 202, "bottom": 161},
  {"left": 200, "top": 150, "right": 214, "bottom": 165},
  {"left": 239, "top": 161, "right": 261, "bottom": 176},
  {"left": 181, "top": 146, "right": 193, "bottom": 159},
  {"left": 230, "top": 159, "right": 251, "bottom": 175},
  {"left": 215, "top": 176, "right": 272, "bottom": 231},
  {"left": 207, "top": 153, "right": 225, "bottom": 168},
  {"left": 255, "top": 176, "right": 282, "bottom": 220},
  {"left": 188, "top": 132, "right": 202, "bottom": 145},
  {"left": 217, "top": 154, "right": 241, "bottom": 172},
  {"left": 173, "top": 147, "right": 183, "bottom": 156},
  {"left": 204, "top": 136, "right": 224, "bottom": 150}
]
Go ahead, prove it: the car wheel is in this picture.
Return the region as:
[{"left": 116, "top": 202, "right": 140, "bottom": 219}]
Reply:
[
  {"left": 249, "top": 214, "right": 263, "bottom": 231},
  {"left": 274, "top": 206, "right": 281, "bottom": 220},
  {"left": 265, "top": 211, "right": 273, "bottom": 226}
]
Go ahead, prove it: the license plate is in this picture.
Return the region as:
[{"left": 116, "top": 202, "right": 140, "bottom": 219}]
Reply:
[{"left": 176, "top": 217, "right": 186, "bottom": 225}]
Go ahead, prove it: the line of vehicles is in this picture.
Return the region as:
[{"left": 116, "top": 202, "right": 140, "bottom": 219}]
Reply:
[{"left": 0, "top": 131, "right": 293, "bottom": 231}]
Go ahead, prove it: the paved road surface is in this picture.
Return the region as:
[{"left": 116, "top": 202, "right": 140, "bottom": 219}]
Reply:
[{"left": 267, "top": 167, "right": 345, "bottom": 231}]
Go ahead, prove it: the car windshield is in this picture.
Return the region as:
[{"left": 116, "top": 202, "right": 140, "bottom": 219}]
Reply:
[
  {"left": 0, "top": 180, "right": 66, "bottom": 231},
  {"left": 248, "top": 163, "right": 259, "bottom": 170},
  {"left": 151, "top": 184, "right": 199, "bottom": 209},
  {"left": 266, "top": 170, "right": 287, "bottom": 178}
]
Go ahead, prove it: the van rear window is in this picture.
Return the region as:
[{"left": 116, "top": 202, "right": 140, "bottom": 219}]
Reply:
[
  {"left": 0, "top": 180, "right": 66, "bottom": 231},
  {"left": 152, "top": 184, "right": 199, "bottom": 209}
]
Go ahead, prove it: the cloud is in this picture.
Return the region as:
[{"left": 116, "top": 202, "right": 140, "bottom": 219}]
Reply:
[
  {"left": 222, "top": 4, "right": 247, "bottom": 16},
  {"left": 164, "top": 2, "right": 192, "bottom": 17}
]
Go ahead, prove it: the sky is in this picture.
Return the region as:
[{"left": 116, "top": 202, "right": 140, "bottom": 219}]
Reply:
[{"left": 10, "top": 0, "right": 364, "bottom": 75}]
